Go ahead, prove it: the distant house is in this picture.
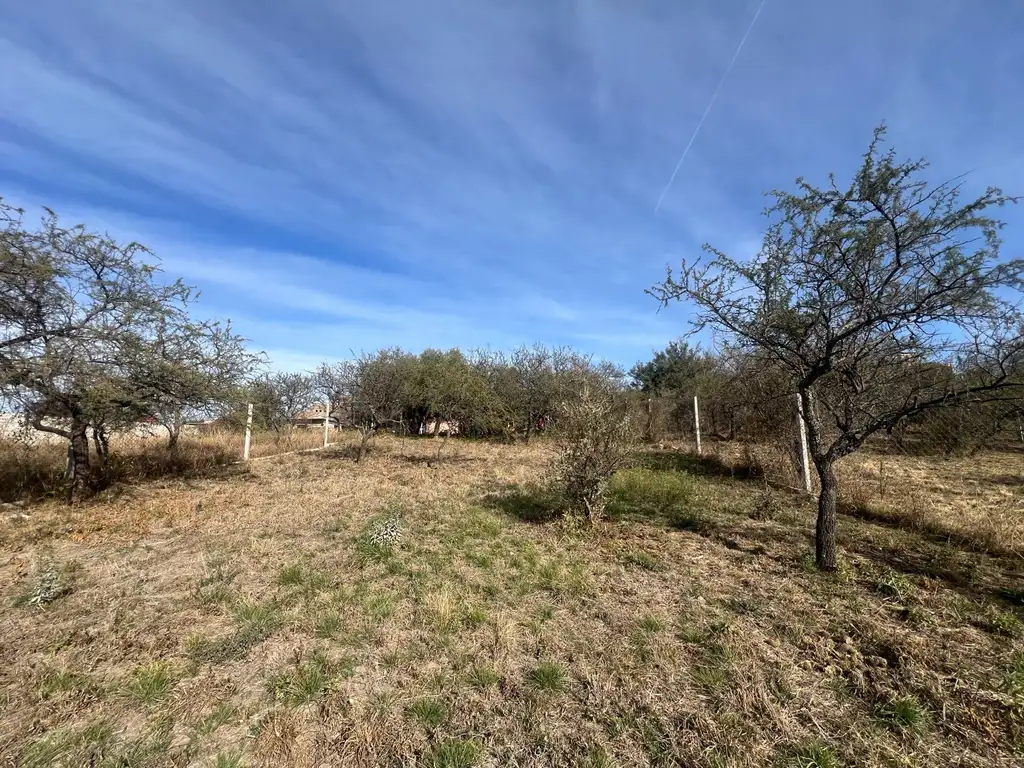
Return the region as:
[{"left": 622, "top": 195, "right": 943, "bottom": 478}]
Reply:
[{"left": 291, "top": 403, "right": 351, "bottom": 429}]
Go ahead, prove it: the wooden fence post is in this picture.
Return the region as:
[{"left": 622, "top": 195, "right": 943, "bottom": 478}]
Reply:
[
  {"left": 243, "top": 403, "right": 253, "bottom": 460},
  {"left": 323, "top": 400, "right": 331, "bottom": 448},
  {"left": 693, "top": 395, "right": 702, "bottom": 455},
  {"left": 796, "top": 393, "right": 812, "bottom": 494}
]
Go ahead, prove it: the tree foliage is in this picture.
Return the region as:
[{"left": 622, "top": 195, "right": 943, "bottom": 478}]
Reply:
[
  {"left": 0, "top": 200, "right": 259, "bottom": 498},
  {"left": 651, "top": 126, "right": 1024, "bottom": 569}
]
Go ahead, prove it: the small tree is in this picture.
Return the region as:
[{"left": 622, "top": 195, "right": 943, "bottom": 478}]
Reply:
[
  {"left": 650, "top": 126, "right": 1023, "bottom": 569},
  {"left": 0, "top": 200, "right": 258, "bottom": 498},
  {"left": 350, "top": 350, "right": 410, "bottom": 462},
  {"left": 553, "top": 384, "right": 637, "bottom": 524}
]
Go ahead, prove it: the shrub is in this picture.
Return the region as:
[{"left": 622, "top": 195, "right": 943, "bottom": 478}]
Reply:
[{"left": 552, "top": 386, "right": 637, "bottom": 523}]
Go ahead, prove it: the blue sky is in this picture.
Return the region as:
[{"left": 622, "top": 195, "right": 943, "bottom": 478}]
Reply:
[{"left": 1, "top": 1, "right": 1021, "bottom": 371}]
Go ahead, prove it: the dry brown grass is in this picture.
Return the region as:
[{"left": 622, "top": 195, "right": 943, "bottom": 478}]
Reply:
[
  {"left": 0, "top": 428, "right": 331, "bottom": 503},
  {"left": 689, "top": 439, "right": 1024, "bottom": 558},
  {"left": 1, "top": 434, "right": 1022, "bottom": 767}
]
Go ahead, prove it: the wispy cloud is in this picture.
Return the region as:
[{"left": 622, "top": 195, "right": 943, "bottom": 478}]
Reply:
[{"left": 1, "top": 0, "right": 1021, "bottom": 369}]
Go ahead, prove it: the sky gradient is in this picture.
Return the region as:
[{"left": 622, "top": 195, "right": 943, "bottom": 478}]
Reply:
[{"left": 2, "top": 0, "right": 1021, "bottom": 371}]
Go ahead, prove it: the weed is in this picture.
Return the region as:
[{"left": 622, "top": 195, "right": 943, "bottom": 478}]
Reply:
[
  {"left": 467, "top": 664, "right": 500, "bottom": 689},
  {"left": 638, "top": 614, "right": 663, "bottom": 633},
  {"left": 277, "top": 563, "right": 305, "bottom": 586},
  {"left": 621, "top": 550, "right": 663, "bottom": 572},
  {"left": 16, "top": 560, "right": 73, "bottom": 608},
  {"left": 725, "top": 596, "right": 765, "bottom": 616},
  {"left": 355, "top": 507, "right": 402, "bottom": 564},
  {"left": 407, "top": 697, "right": 448, "bottom": 728},
  {"left": 123, "top": 661, "right": 175, "bottom": 705},
  {"left": 194, "top": 558, "right": 239, "bottom": 607},
  {"left": 692, "top": 643, "right": 733, "bottom": 691},
  {"left": 526, "top": 661, "right": 567, "bottom": 693},
  {"left": 667, "top": 506, "right": 714, "bottom": 534},
  {"left": 872, "top": 568, "right": 915, "bottom": 602},
  {"left": 268, "top": 648, "right": 348, "bottom": 705},
  {"left": 463, "top": 605, "right": 489, "bottom": 629},
  {"left": 1004, "top": 651, "right": 1024, "bottom": 707},
  {"left": 313, "top": 610, "right": 343, "bottom": 638},
  {"left": 786, "top": 739, "right": 843, "bottom": 768},
  {"left": 426, "top": 739, "right": 482, "bottom": 768},
  {"left": 196, "top": 703, "right": 237, "bottom": 736},
  {"left": 750, "top": 485, "right": 782, "bottom": 521},
  {"left": 211, "top": 750, "right": 247, "bottom": 768},
  {"left": 585, "top": 744, "right": 617, "bottom": 768},
  {"left": 875, "top": 696, "right": 931, "bottom": 732},
  {"left": 987, "top": 607, "right": 1023, "bottom": 637}
]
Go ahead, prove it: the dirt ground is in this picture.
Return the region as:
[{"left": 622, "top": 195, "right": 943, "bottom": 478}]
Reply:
[{"left": 1, "top": 435, "right": 1022, "bottom": 767}]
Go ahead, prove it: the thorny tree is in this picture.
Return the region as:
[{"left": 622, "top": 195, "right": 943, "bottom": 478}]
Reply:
[
  {"left": 651, "top": 127, "right": 1023, "bottom": 569},
  {"left": 0, "top": 200, "right": 256, "bottom": 499}
]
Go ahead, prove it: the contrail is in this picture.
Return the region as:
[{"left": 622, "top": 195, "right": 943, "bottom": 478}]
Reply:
[{"left": 654, "top": 0, "right": 769, "bottom": 212}]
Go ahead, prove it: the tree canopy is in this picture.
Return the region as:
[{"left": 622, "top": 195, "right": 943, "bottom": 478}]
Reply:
[{"left": 651, "top": 126, "right": 1024, "bottom": 569}]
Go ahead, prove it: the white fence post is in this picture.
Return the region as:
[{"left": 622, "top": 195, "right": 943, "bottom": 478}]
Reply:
[
  {"left": 795, "top": 393, "right": 812, "bottom": 494},
  {"left": 323, "top": 399, "right": 331, "bottom": 448},
  {"left": 243, "top": 402, "right": 253, "bottom": 461},
  {"left": 693, "top": 395, "right": 702, "bottom": 455}
]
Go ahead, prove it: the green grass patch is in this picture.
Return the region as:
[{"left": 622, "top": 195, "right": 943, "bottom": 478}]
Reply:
[
  {"left": 426, "top": 739, "right": 482, "bottom": 768},
  {"left": 875, "top": 696, "right": 931, "bottom": 732},
  {"left": 187, "top": 600, "right": 282, "bottom": 664},
  {"left": 267, "top": 647, "right": 351, "bottom": 706},
  {"left": 122, "top": 661, "right": 175, "bottom": 705},
  {"left": 407, "top": 697, "right": 448, "bottom": 728},
  {"left": 620, "top": 550, "right": 663, "bottom": 572},
  {"left": 606, "top": 469, "right": 703, "bottom": 526},
  {"left": 467, "top": 664, "right": 500, "bottom": 689},
  {"left": 526, "top": 661, "right": 567, "bottom": 693},
  {"left": 637, "top": 614, "right": 663, "bottom": 633},
  {"left": 784, "top": 739, "right": 843, "bottom": 767},
  {"left": 38, "top": 668, "right": 97, "bottom": 700},
  {"left": 313, "top": 610, "right": 343, "bottom": 638}
]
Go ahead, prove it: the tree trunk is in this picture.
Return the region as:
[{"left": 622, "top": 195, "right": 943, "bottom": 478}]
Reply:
[
  {"left": 357, "top": 429, "right": 371, "bottom": 462},
  {"left": 166, "top": 427, "right": 180, "bottom": 451},
  {"left": 66, "top": 420, "right": 91, "bottom": 503},
  {"left": 813, "top": 457, "right": 839, "bottom": 571},
  {"left": 92, "top": 425, "right": 111, "bottom": 487},
  {"left": 800, "top": 387, "right": 839, "bottom": 571}
]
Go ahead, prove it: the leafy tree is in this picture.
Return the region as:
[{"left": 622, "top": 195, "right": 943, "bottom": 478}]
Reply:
[
  {"left": 650, "top": 127, "right": 1023, "bottom": 569},
  {"left": 350, "top": 349, "right": 413, "bottom": 461},
  {"left": 0, "top": 200, "right": 257, "bottom": 498},
  {"left": 253, "top": 372, "right": 319, "bottom": 440},
  {"left": 630, "top": 340, "right": 710, "bottom": 395}
]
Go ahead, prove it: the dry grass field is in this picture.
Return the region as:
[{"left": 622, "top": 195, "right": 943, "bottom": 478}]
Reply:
[{"left": 1, "top": 434, "right": 1022, "bottom": 767}]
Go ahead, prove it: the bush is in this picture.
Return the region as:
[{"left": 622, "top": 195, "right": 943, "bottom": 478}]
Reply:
[{"left": 552, "top": 386, "right": 637, "bottom": 523}]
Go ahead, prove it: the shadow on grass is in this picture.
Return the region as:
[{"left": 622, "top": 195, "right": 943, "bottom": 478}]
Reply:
[
  {"left": 479, "top": 482, "right": 561, "bottom": 523},
  {"left": 637, "top": 450, "right": 760, "bottom": 481}
]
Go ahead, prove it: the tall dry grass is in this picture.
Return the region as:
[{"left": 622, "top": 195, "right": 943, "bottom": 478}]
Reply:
[{"left": 0, "top": 427, "right": 332, "bottom": 502}]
